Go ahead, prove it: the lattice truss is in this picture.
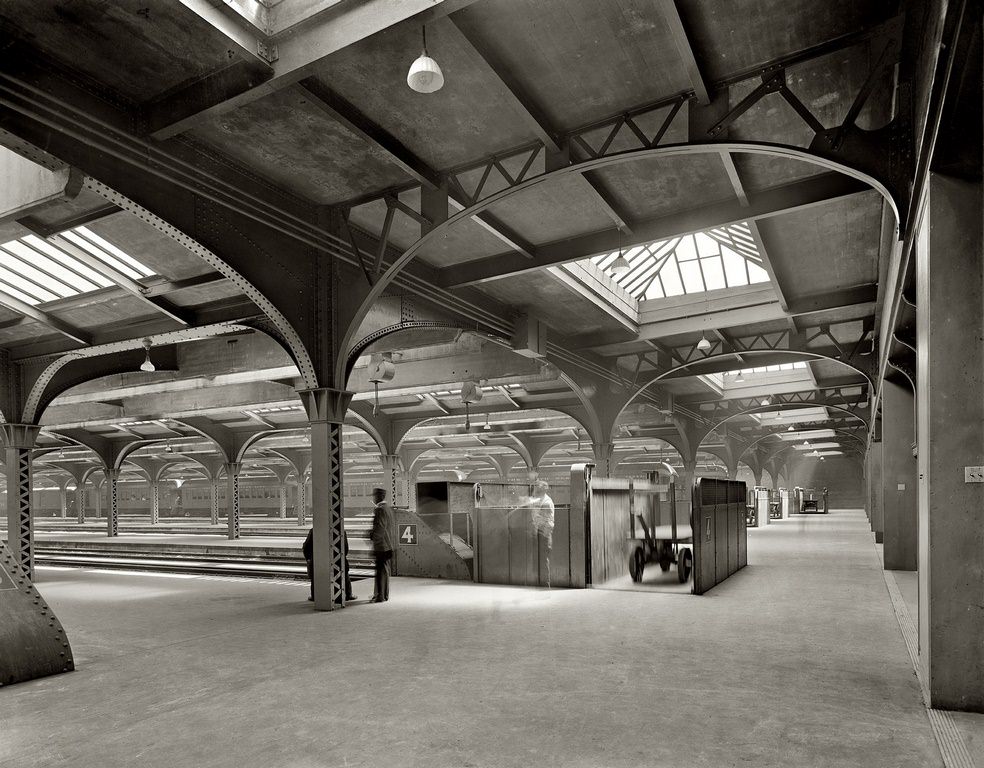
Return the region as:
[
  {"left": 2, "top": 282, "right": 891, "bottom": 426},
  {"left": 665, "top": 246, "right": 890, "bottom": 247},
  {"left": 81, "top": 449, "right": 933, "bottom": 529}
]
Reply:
[
  {"left": 16, "top": 449, "right": 32, "bottom": 578},
  {"left": 590, "top": 222, "right": 769, "bottom": 299},
  {"left": 327, "top": 423, "right": 345, "bottom": 605},
  {"left": 231, "top": 473, "right": 241, "bottom": 539}
]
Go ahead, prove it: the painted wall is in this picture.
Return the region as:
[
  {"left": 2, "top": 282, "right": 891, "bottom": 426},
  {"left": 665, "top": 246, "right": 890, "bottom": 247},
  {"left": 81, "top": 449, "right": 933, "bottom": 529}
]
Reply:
[{"left": 792, "top": 457, "right": 865, "bottom": 508}]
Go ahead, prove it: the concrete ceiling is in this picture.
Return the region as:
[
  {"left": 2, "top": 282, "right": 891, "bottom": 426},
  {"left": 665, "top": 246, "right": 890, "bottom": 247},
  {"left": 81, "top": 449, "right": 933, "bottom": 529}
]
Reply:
[{"left": 0, "top": 0, "right": 906, "bottom": 470}]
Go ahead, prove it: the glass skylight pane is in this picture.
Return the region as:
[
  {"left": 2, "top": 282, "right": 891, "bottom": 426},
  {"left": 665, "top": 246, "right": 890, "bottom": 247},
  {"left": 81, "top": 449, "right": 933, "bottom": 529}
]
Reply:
[
  {"left": 0, "top": 262, "right": 59, "bottom": 302},
  {"left": 645, "top": 279, "right": 665, "bottom": 299},
  {"left": 21, "top": 236, "right": 115, "bottom": 288},
  {"left": 623, "top": 260, "right": 661, "bottom": 295},
  {"left": 794, "top": 362, "right": 807, "bottom": 369},
  {"left": 0, "top": 252, "right": 74, "bottom": 298},
  {"left": 595, "top": 253, "right": 616, "bottom": 270},
  {"left": 675, "top": 236, "right": 698, "bottom": 262},
  {"left": 695, "top": 232, "right": 719, "bottom": 258},
  {"left": 701, "top": 256, "right": 726, "bottom": 290},
  {"left": 679, "top": 259, "right": 704, "bottom": 293},
  {"left": 0, "top": 277, "right": 43, "bottom": 305},
  {"left": 721, "top": 248, "right": 748, "bottom": 286},
  {"left": 3, "top": 242, "right": 98, "bottom": 295},
  {"left": 62, "top": 231, "right": 143, "bottom": 280},
  {"left": 74, "top": 226, "right": 154, "bottom": 277},
  {"left": 660, "top": 260, "right": 684, "bottom": 296},
  {"left": 766, "top": 365, "right": 781, "bottom": 372},
  {"left": 748, "top": 262, "right": 770, "bottom": 283}
]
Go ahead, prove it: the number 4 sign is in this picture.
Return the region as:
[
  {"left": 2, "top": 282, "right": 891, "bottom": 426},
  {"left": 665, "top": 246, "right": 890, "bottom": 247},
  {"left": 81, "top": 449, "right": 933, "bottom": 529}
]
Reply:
[{"left": 399, "top": 524, "right": 418, "bottom": 545}]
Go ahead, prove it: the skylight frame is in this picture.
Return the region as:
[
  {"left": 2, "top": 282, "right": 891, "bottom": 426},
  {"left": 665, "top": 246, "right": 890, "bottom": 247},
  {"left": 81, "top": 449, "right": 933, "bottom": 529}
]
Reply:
[
  {"left": 0, "top": 226, "right": 156, "bottom": 308},
  {"left": 588, "top": 222, "right": 770, "bottom": 300}
]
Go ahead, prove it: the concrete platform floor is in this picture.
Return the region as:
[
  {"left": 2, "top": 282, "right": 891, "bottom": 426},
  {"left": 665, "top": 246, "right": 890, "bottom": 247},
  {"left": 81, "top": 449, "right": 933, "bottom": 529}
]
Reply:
[{"left": 0, "top": 510, "right": 950, "bottom": 767}]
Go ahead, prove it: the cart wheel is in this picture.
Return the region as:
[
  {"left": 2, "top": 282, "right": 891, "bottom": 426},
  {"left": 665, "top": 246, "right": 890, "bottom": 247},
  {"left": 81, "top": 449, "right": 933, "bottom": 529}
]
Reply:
[
  {"left": 678, "top": 547, "right": 693, "bottom": 583},
  {"left": 629, "top": 547, "right": 645, "bottom": 583},
  {"left": 658, "top": 545, "right": 672, "bottom": 572}
]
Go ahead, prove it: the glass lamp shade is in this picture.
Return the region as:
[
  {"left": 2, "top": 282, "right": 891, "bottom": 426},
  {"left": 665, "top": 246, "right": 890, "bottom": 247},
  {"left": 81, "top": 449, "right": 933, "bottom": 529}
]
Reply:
[
  {"left": 140, "top": 353, "right": 155, "bottom": 372},
  {"left": 407, "top": 54, "right": 444, "bottom": 93},
  {"left": 696, "top": 335, "right": 712, "bottom": 352},
  {"left": 609, "top": 254, "right": 630, "bottom": 277}
]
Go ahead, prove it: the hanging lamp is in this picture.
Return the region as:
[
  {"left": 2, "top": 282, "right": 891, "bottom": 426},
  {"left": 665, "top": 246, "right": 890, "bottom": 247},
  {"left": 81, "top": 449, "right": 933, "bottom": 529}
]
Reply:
[
  {"left": 139, "top": 338, "right": 155, "bottom": 372},
  {"left": 696, "top": 333, "right": 712, "bottom": 353},
  {"left": 407, "top": 27, "right": 444, "bottom": 93},
  {"left": 609, "top": 228, "right": 630, "bottom": 277}
]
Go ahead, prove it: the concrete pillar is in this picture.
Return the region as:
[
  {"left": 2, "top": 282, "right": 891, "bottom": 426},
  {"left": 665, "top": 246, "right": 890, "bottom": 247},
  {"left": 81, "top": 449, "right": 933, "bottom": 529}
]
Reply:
[
  {"left": 105, "top": 467, "right": 121, "bottom": 537},
  {"left": 882, "top": 380, "right": 917, "bottom": 570},
  {"left": 75, "top": 485, "right": 85, "bottom": 524},
  {"left": 867, "top": 443, "right": 883, "bottom": 542},
  {"left": 225, "top": 463, "right": 241, "bottom": 540},
  {"left": 915, "top": 173, "right": 984, "bottom": 711},
  {"left": 1, "top": 424, "right": 39, "bottom": 578}
]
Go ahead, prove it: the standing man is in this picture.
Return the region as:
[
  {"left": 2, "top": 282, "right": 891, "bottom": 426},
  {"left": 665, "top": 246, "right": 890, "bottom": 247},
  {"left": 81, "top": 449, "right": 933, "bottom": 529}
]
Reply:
[
  {"left": 529, "top": 480, "right": 555, "bottom": 588},
  {"left": 370, "top": 487, "right": 394, "bottom": 603}
]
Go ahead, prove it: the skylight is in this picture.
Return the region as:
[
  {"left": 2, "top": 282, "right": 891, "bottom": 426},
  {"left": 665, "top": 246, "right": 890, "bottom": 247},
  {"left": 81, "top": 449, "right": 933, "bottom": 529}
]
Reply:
[
  {"left": 589, "top": 222, "right": 770, "bottom": 299},
  {"left": 728, "top": 362, "right": 807, "bottom": 377},
  {"left": 0, "top": 225, "right": 155, "bottom": 306}
]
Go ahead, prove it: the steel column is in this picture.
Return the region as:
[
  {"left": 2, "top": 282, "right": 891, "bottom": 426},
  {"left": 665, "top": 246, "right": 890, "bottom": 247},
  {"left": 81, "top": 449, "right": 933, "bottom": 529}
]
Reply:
[
  {"left": 1, "top": 424, "right": 39, "bottom": 579},
  {"left": 150, "top": 481, "right": 160, "bottom": 525},
  {"left": 74, "top": 485, "right": 85, "bottom": 524},
  {"left": 210, "top": 482, "right": 220, "bottom": 526},
  {"left": 225, "top": 463, "right": 241, "bottom": 540},
  {"left": 592, "top": 442, "right": 615, "bottom": 478},
  {"left": 299, "top": 388, "right": 353, "bottom": 612},
  {"left": 105, "top": 467, "right": 121, "bottom": 537},
  {"left": 380, "top": 454, "right": 401, "bottom": 506},
  {"left": 278, "top": 483, "right": 287, "bottom": 519},
  {"left": 297, "top": 478, "right": 306, "bottom": 526}
]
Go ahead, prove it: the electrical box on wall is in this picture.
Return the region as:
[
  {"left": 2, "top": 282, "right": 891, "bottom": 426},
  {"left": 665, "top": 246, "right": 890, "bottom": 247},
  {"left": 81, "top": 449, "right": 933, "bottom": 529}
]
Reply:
[{"left": 963, "top": 466, "right": 984, "bottom": 483}]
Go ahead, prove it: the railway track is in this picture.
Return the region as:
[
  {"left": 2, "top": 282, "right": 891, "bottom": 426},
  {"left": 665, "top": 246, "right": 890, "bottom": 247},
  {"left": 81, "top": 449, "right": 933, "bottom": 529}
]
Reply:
[{"left": 34, "top": 545, "right": 375, "bottom": 581}]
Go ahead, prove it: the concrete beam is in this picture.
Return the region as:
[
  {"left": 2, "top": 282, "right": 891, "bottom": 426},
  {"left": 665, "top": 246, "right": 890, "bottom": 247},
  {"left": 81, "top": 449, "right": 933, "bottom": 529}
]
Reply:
[
  {"left": 150, "top": 0, "right": 481, "bottom": 139},
  {"left": 657, "top": 0, "right": 710, "bottom": 104},
  {"left": 448, "top": 15, "right": 635, "bottom": 232},
  {"left": 0, "top": 292, "right": 91, "bottom": 345},
  {"left": 573, "top": 284, "right": 878, "bottom": 354}
]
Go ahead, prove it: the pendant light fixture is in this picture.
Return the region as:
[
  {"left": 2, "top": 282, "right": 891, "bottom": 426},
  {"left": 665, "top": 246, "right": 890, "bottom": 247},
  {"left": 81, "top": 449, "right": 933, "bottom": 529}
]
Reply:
[
  {"left": 734, "top": 371, "right": 745, "bottom": 383},
  {"left": 139, "top": 337, "right": 155, "bottom": 372},
  {"left": 407, "top": 27, "right": 444, "bottom": 93},
  {"left": 760, "top": 396, "right": 771, "bottom": 406},
  {"left": 483, "top": 413, "right": 492, "bottom": 431},
  {"left": 609, "top": 227, "right": 630, "bottom": 277},
  {"left": 787, "top": 425, "right": 794, "bottom": 431},
  {"left": 696, "top": 333, "right": 712, "bottom": 353}
]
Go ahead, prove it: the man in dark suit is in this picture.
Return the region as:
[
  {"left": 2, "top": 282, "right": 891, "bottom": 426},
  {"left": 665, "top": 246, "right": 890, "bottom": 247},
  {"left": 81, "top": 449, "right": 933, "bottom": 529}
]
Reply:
[{"left": 369, "top": 487, "right": 394, "bottom": 603}]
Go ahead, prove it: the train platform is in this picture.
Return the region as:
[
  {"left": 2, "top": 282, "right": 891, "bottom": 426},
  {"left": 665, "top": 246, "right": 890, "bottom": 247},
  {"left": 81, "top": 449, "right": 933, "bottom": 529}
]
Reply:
[{"left": 3, "top": 510, "right": 981, "bottom": 768}]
